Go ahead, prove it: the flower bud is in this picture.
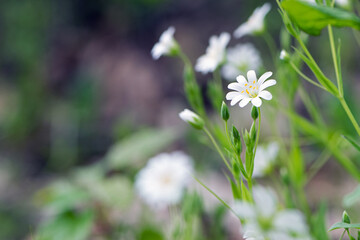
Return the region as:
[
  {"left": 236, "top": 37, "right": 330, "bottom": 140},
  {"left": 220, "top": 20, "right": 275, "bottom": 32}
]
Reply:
[
  {"left": 179, "top": 109, "right": 204, "bottom": 130},
  {"left": 221, "top": 101, "right": 230, "bottom": 121},
  {"left": 342, "top": 211, "right": 351, "bottom": 224},
  {"left": 244, "top": 130, "right": 252, "bottom": 148},
  {"left": 250, "top": 122, "right": 256, "bottom": 142},
  {"left": 251, "top": 106, "right": 259, "bottom": 120},
  {"left": 280, "top": 50, "right": 290, "bottom": 62},
  {"left": 232, "top": 126, "right": 240, "bottom": 145}
]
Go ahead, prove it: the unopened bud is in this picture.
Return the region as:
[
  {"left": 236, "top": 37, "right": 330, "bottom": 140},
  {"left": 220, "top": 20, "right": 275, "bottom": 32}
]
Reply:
[
  {"left": 179, "top": 109, "right": 204, "bottom": 130},
  {"left": 342, "top": 211, "right": 351, "bottom": 224},
  {"left": 251, "top": 106, "right": 259, "bottom": 120},
  {"left": 280, "top": 49, "right": 290, "bottom": 62},
  {"left": 221, "top": 101, "right": 230, "bottom": 121},
  {"left": 250, "top": 123, "right": 256, "bottom": 142}
]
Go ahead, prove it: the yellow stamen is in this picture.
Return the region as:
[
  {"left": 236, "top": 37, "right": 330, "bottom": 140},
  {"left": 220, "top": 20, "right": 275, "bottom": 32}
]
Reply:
[
  {"left": 253, "top": 81, "right": 255, "bottom": 84},
  {"left": 245, "top": 84, "right": 248, "bottom": 86},
  {"left": 246, "top": 89, "right": 250, "bottom": 95}
]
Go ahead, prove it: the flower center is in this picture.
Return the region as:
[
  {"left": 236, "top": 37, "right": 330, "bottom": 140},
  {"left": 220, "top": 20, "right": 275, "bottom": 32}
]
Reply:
[
  {"left": 160, "top": 174, "right": 173, "bottom": 186},
  {"left": 241, "top": 81, "right": 259, "bottom": 98}
]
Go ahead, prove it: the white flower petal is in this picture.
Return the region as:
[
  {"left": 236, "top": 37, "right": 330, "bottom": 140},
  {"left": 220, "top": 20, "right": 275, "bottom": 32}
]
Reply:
[
  {"left": 233, "top": 201, "right": 256, "bottom": 219},
  {"left": 253, "top": 186, "right": 277, "bottom": 218},
  {"left": 236, "top": 75, "right": 248, "bottom": 85},
  {"left": 273, "top": 210, "right": 308, "bottom": 234},
  {"left": 226, "top": 91, "right": 239, "bottom": 100},
  {"left": 258, "top": 90, "right": 272, "bottom": 100},
  {"left": 230, "top": 95, "right": 245, "bottom": 106},
  {"left": 259, "top": 79, "right": 276, "bottom": 91},
  {"left": 247, "top": 70, "right": 257, "bottom": 84},
  {"left": 258, "top": 71, "right": 272, "bottom": 85},
  {"left": 239, "top": 97, "right": 251, "bottom": 107},
  {"left": 228, "top": 82, "right": 244, "bottom": 92},
  {"left": 251, "top": 97, "right": 262, "bottom": 107}
]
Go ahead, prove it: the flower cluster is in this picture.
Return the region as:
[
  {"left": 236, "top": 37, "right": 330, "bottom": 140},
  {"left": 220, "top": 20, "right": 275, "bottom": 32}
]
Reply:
[
  {"left": 234, "top": 186, "right": 311, "bottom": 240},
  {"left": 135, "top": 151, "right": 193, "bottom": 208}
]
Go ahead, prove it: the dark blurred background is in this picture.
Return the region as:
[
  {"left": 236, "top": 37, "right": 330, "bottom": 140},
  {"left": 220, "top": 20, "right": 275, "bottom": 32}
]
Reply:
[{"left": 0, "top": 0, "right": 359, "bottom": 239}]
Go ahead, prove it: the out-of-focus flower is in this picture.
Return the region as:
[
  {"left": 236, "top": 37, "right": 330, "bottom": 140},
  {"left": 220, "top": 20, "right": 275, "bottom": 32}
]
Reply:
[
  {"left": 135, "top": 151, "right": 193, "bottom": 208},
  {"left": 279, "top": 50, "right": 290, "bottom": 61},
  {"left": 226, "top": 70, "right": 276, "bottom": 108},
  {"left": 195, "top": 32, "right": 230, "bottom": 74},
  {"left": 234, "top": 3, "right": 271, "bottom": 39},
  {"left": 336, "top": 0, "right": 350, "bottom": 8},
  {"left": 222, "top": 43, "right": 262, "bottom": 81},
  {"left": 253, "top": 142, "right": 279, "bottom": 178},
  {"left": 233, "top": 186, "right": 311, "bottom": 240},
  {"left": 179, "top": 109, "right": 204, "bottom": 130},
  {"left": 151, "top": 26, "right": 178, "bottom": 60}
]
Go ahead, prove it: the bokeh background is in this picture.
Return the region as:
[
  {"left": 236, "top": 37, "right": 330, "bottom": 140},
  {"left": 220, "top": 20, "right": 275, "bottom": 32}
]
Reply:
[{"left": 0, "top": 0, "right": 360, "bottom": 239}]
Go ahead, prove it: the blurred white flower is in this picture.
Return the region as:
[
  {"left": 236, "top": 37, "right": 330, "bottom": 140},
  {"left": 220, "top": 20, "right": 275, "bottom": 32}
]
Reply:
[
  {"left": 222, "top": 43, "right": 262, "bottom": 81},
  {"left": 151, "top": 26, "right": 178, "bottom": 60},
  {"left": 226, "top": 70, "right": 276, "bottom": 108},
  {"left": 179, "top": 109, "right": 204, "bottom": 129},
  {"left": 234, "top": 3, "right": 271, "bottom": 39},
  {"left": 253, "top": 142, "right": 279, "bottom": 178},
  {"left": 233, "top": 186, "right": 311, "bottom": 240},
  {"left": 279, "top": 50, "right": 289, "bottom": 60},
  {"left": 195, "top": 32, "right": 230, "bottom": 74},
  {"left": 135, "top": 151, "right": 193, "bottom": 208},
  {"left": 336, "top": 0, "right": 350, "bottom": 8}
]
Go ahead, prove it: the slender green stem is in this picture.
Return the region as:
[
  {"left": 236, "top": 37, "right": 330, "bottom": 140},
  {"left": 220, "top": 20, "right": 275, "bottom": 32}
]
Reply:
[
  {"left": 253, "top": 108, "right": 262, "bottom": 162},
  {"left": 306, "top": 149, "right": 332, "bottom": 184},
  {"left": 328, "top": 25, "right": 343, "bottom": 97},
  {"left": 339, "top": 230, "right": 346, "bottom": 240},
  {"left": 289, "top": 61, "right": 327, "bottom": 91},
  {"left": 352, "top": 29, "right": 360, "bottom": 48},
  {"left": 204, "top": 127, "right": 232, "bottom": 171},
  {"left": 213, "top": 67, "right": 223, "bottom": 87},
  {"left": 193, "top": 175, "right": 237, "bottom": 215},
  {"left": 339, "top": 97, "right": 360, "bottom": 137}
]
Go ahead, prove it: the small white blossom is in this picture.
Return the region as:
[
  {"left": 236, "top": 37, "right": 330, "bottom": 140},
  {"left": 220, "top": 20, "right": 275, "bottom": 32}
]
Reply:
[
  {"left": 226, "top": 70, "right": 276, "bottom": 108},
  {"left": 234, "top": 3, "right": 271, "bottom": 39},
  {"left": 179, "top": 109, "right": 204, "bottom": 129},
  {"left": 222, "top": 43, "right": 262, "bottom": 81},
  {"left": 279, "top": 50, "right": 289, "bottom": 60},
  {"left": 336, "top": 0, "right": 350, "bottom": 8},
  {"left": 135, "top": 151, "right": 193, "bottom": 208},
  {"left": 233, "top": 186, "right": 311, "bottom": 240},
  {"left": 253, "top": 142, "right": 279, "bottom": 178},
  {"left": 195, "top": 32, "right": 230, "bottom": 74},
  {"left": 151, "top": 26, "right": 178, "bottom": 60}
]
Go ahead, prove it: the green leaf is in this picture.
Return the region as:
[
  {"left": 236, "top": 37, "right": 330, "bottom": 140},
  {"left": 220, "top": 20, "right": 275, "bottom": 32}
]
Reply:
[
  {"left": 106, "top": 128, "right": 177, "bottom": 169},
  {"left": 281, "top": 0, "right": 360, "bottom": 35},
  {"left": 37, "top": 210, "right": 94, "bottom": 240},
  {"left": 329, "top": 222, "right": 360, "bottom": 231},
  {"left": 34, "top": 181, "right": 90, "bottom": 214},
  {"left": 342, "top": 135, "right": 360, "bottom": 152},
  {"left": 343, "top": 185, "right": 360, "bottom": 208},
  {"left": 294, "top": 48, "right": 338, "bottom": 96},
  {"left": 139, "top": 227, "right": 165, "bottom": 240}
]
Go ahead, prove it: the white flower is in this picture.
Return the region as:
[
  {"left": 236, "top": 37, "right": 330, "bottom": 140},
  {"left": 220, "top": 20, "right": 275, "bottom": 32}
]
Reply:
[
  {"left": 179, "top": 109, "right": 204, "bottom": 129},
  {"left": 226, "top": 70, "right": 276, "bottom": 108},
  {"left": 151, "top": 26, "right": 178, "bottom": 60},
  {"left": 195, "top": 32, "right": 230, "bottom": 74},
  {"left": 135, "top": 151, "right": 193, "bottom": 208},
  {"left": 253, "top": 142, "right": 279, "bottom": 178},
  {"left": 336, "top": 0, "right": 350, "bottom": 8},
  {"left": 233, "top": 186, "right": 311, "bottom": 240},
  {"left": 279, "top": 50, "right": 289, "bottom": 60},
  {"left": 222, "top": 43, "right": 262, "bottom": 81},
  {"left": 234, "top": 3, "right": 271, "bottom": 38}
]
